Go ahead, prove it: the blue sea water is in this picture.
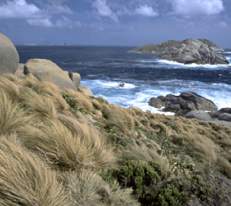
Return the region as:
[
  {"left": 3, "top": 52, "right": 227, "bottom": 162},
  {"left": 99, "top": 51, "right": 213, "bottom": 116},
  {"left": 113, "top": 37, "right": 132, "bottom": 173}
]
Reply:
[{"left": 17, "top": 46, "right": 231, "bottom": 113}]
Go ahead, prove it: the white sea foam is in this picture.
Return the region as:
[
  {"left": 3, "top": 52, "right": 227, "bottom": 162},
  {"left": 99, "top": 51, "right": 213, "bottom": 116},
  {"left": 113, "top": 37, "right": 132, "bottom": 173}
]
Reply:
[
  {"left": 91, "top": 80, "right": 137, "bottom": 89},
  {"left": 156, "top": 59, "right": 231, "bottom": 68},
  {"left": 82, "top": 79, "right": 231, "bottom": 114}
]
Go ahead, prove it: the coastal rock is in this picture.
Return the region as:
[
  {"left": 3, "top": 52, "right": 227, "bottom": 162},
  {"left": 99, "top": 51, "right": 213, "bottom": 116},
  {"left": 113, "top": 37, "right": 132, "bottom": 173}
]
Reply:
[
  {"left": 0, "top": 33, "right": 19, "bottom": 74},
  {"left": 149, "top": 96, "right": 165, "bottom": 108},
  {"left": 137, "top": 39, "right": 228, "bottom": 65},
  {"left": 25, "top": 59, "right": 76, "bottom": 90},
  {"left": 149, "top": 92, "right": 218, "bottom": 115},
  {"left": 211, "top": 108, "right": 231, "bottom": 122},
  {"left": 185, "top": 111, "right": 213, "bottom": 121}
]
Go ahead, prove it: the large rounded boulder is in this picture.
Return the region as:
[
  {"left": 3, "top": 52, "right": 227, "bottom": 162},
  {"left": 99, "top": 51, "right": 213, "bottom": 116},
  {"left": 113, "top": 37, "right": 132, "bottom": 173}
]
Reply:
[
  {"left": 25, "top": 59, "right": 76, "bottom": 90},
  {"left": 0, "top": 33, "right": 19, "bottom": 74}
]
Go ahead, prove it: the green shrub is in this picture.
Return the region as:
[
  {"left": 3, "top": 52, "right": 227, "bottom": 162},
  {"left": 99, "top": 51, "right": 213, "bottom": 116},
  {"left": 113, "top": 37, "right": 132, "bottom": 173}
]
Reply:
[
  {"left": 102, "top": 160, "right": 190, "bottom": 206},
  {"left": 102, "top": 160, "right": 161, "bottom": 205}
]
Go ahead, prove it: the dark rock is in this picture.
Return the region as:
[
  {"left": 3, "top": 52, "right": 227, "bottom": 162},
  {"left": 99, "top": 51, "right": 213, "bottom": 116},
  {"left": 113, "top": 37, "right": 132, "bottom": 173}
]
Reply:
[
  {"left": 148, "top": 97, "right": 165, "bottom": 108},
  {"left": 119, "top": 82, "right": 125, "bottom": 88},
  {"left": 211, "top": 108, "right": 231, "bottom": 122},
  {"left": 0, "top": 33, "right": 19, "bottom": 74},
  {"left": 218, "top": 108, "right": 231, "bottom": 114},
  {"left": 137, "top": 39, "right": 228, "bottom": 65},
  {"left": 149, "top": 92, "right": 218, "bottom": 115}
]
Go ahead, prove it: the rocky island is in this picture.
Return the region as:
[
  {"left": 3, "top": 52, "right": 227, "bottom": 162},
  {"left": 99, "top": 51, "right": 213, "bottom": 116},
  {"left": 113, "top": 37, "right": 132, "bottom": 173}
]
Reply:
[
  {"left": 0, "top": 33, "right": 231, "bottom": 206},
  {"left": 136, "top": 39, "right": 229, "bottom": 65}
]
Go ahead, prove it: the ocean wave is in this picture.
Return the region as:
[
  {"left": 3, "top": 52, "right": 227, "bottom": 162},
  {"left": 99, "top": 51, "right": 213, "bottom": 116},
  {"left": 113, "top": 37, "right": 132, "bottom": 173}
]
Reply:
[
  {"left": 156, "top": 59, "right": 231, "bottom": 68},
  {"left": 82, "top": 79, "right": 137, "bottom": 89},
  {"left": 82, "top": 78, "right": 231, "bottom": 114}
]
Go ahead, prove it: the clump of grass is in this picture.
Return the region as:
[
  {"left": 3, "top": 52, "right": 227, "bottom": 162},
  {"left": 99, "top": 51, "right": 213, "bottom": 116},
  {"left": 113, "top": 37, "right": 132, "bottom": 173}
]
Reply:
[
  {"left": 63, "top": 90, "right": 94, "bottom": 113},
  {"left": 102, "top": 104, "right": 135, "bottom": 134},
  {"left": 20, "top": 118, "right": 115, "bottom": 171},
  {"left": 0, "top": 91, "right": 31, "bottom": 135},
  {"left": 0, "top": 75, "right": 21, "bottom": 101},
  {"left": 0, "top": 138, "right": 70, "bottom": 206},
  {"left": 19, "top": 88, "right": 58, "bottom": 119},
  {"left": 66, "top": 170, "right": 140, "bottom": 206},
  {"left": 22, "top": 78, "right": 69, "bottom": 112}
]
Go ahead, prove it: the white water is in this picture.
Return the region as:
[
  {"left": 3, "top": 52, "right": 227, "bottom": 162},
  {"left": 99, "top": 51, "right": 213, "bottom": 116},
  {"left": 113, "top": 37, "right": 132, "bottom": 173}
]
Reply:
[
  {"left": 82, "top": 78, "right": 231, "bottom": 114},
  {"left": 156, "top": 59, "right": 231, "bottom": 68}
]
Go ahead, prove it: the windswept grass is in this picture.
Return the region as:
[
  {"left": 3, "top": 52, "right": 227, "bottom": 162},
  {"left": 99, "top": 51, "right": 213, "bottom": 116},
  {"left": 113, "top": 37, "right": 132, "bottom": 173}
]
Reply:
[
  {"left": 20, "top": 119, "right": 115, "bottom": 171},
  {"left": 66, "top": 170, "right": 139, "bottom": 206},
  {"left": 0, "top": 74, "right": 230, "bottom": 206},
  {"left": 0, "top": 91, "right": 31, "bottom": 135},
  {"left": 0, "top": 138, "right": 70, "bottom": 206}
]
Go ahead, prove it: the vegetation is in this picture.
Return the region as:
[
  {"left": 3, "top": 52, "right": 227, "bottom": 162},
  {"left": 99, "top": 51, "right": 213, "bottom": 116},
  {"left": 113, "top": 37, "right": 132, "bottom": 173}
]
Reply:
[{"left": 0, "top": 74, "right": 230, "bottom": 205}]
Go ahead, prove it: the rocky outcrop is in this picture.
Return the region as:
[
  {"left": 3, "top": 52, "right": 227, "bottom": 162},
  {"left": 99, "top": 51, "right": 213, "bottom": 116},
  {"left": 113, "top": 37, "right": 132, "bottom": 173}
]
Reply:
[
  {"left": 25, "top": 59, "right": 76, "bottom": 90},
  {"left": 149, "top": 92, "right": 218, "bottom": 115},
  {"left": 137, "top": 39, "right": 228, "bottom": 65},
  {"left": 0, "top": 33, "right": 19, "bottom": 74}
]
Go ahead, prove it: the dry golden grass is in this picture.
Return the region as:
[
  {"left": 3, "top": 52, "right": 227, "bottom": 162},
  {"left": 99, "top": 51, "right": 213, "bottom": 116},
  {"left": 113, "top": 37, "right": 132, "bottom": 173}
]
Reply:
[
  {"left": 0, "top": 138, "right": 70, "bottom": 206},
  {"left": 0, "top": 75, "right": 21, "bottom": 101},
  {"left": 20, "top": 118, "right": 115, "bottom": 171},
  {"left": 66, "top": 89, "right": 94, "bottom": 112},
  {"left": 102, "top": 104, "right": 135, "bottom": 134},
  {"left": 19, "top": 87, "right": 58, "bottom": 119},
  {"left": 0, "top": 91, "right": 32, "bottom": 135},
  {"left": 21, "top": 77, "right": 69, "bottom": 112}
]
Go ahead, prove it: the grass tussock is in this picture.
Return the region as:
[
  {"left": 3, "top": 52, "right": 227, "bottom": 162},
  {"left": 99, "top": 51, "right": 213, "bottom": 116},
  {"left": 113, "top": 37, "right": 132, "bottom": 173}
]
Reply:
[
  {"left": 21, "top": 119, "right": 115, "bottom": 171},
  {"left": 0, "top": 75, "right": 21, "bottom": 100},
  {"left": 67, "top": 170, "right": 140, "bottom": 206},
  {"left": 0, "top": 91, "right": 31, "bottom": 135},
  {"left": 0, "top": 138, "right": 70, "bottom": 206},
  {"left": 20, "top": 88, "right": 58, "bottom": 119},
  {"left": 102, "top": 104, "right": 135, "bottom": 134}
]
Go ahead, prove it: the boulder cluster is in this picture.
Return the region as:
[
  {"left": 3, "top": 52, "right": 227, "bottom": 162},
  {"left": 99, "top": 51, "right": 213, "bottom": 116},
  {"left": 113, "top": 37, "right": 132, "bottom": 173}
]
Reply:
[{"left": 149, "top": 92, "right": 231, "bottom": 123}]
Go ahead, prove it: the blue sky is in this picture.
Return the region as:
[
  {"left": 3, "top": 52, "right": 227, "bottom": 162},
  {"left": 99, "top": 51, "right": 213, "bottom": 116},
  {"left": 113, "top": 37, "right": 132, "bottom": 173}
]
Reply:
[{"left": 0, "top": 0, "right": 230, "bottom": 47}]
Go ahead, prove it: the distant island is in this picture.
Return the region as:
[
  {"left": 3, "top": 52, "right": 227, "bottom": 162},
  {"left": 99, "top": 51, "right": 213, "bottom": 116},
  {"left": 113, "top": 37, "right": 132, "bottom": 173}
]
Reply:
[{"left": 136, "top": 39, "right": 229, "bottom": 65}]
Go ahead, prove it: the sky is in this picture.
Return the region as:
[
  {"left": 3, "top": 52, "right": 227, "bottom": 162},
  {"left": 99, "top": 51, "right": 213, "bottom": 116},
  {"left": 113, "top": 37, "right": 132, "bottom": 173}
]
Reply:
[{"left": 0, "top": 0, "right": 230, "bottom": 47}]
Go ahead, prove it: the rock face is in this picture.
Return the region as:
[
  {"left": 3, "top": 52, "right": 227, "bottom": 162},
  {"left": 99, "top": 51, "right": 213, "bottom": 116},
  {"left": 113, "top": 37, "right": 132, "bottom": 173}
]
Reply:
[
  {"left": 25, "top": 59, "right": 76, "bottom": 90},
  {"left": 0, "top": 33, "right": 19, "bottom": 74},
  {"left": 137, "top": 39, "right": 228, "bottom": 65},
  {"left": 149, "top": 92, "right": 218, "bottom": 115}
]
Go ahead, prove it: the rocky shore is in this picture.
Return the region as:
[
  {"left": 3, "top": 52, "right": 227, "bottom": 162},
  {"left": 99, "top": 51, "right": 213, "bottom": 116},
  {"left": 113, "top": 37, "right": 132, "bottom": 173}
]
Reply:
[
  {"left": 149, "top": 92, "right": 231, "bottom": 124},
  {"left": 0, "top": 33, "right": 231, "bottom": 206},
  {"left": 136, "top": 39, "right": 229, "bottom": 65}
]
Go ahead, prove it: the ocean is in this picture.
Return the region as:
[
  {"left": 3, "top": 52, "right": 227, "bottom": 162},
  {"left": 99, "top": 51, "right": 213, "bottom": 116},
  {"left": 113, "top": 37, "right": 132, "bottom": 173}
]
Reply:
[{"left": 17, "top": 46, "right": 231, "bottom": 113}]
